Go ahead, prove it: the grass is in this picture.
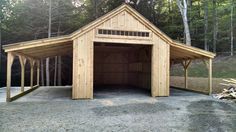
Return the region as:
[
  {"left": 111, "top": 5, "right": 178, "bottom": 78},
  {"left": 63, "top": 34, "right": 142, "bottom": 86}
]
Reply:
[{"left": 171, "top": 55, "right": 236, "bottom": 78}]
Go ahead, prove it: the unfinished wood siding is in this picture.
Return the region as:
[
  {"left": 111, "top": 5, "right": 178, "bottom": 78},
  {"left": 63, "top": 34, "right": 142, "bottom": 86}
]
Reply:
[
  {"left": 73, "top": 30, "right": 94, "bottom": 99},
  {"left": 152, "top": 35, "right": 170, "bottom": 97},
  {"left": 98, "top": 10, "right": 148, "bottom": 30}
]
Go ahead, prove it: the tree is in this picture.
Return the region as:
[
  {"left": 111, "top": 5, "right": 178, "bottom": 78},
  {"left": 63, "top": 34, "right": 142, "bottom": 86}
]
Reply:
[
  {"left": 0, "top": 0, "right": 11, "bottom": 86},
  {"left": 212, "top": 0, "right": 218, "bottom": 53},
  {"left": 41, "top": 59, "right": 44, "bottom": 86},
  {"left": 46, "top": 0, "right": 52, "bottom": 86},
  {"left": 204, "top": 0, "right": 209, "bottom": 51},
  {"left": 230, "top": 0, "right": 234, "bottom": 56},
  {"left": 58, "top": 56, "right": 62, "bottom": 86},
  {"left": 176, "top": 0, "right": 191, "bottom": 45},
  {"left": 54, "top": 56, "right": 57, "bottom": 86}
]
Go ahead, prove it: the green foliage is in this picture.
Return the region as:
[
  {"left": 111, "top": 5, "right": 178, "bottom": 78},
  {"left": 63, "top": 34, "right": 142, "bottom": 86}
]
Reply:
[{"left": 1, "top": 0, "right": 235, "bottom": 53}]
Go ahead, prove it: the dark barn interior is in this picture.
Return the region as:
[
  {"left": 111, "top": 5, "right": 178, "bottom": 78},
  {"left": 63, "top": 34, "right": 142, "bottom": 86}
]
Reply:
[{"left": 94, "top": 42, "right": 152, "bottom": 95}]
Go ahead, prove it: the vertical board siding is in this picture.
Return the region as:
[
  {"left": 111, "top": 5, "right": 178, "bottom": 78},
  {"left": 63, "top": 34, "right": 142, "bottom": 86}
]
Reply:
[
  {"left": 73, "top": 30, "right": 94, "bottom": 99},
  {"left": 98, "top": 11, "right": 148, "bottom": 30},
  {"left": 73, "top": 8, "right": 170, "bottom": 99},
  {"left": 152, "top": 35, "right": 170, "bottom": 96}
]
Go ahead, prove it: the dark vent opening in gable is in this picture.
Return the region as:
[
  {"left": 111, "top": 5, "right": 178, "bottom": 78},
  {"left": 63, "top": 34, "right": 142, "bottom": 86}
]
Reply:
[{"left": 98, "top": 29, "right": 150, "bottom": 37}]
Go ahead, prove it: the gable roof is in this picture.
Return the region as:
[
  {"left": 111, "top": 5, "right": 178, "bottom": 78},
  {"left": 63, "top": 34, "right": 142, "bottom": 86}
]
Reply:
[{"left": 3, "top": 3, "right": 215, "bottom": 59}]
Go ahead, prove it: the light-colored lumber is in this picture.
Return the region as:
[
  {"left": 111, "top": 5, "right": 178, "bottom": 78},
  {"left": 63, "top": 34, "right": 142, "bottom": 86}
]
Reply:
[
  {"left": 19, "top": 55, "right": 27, "bottom": 92},
  {"left": 208, "top": 58, "right": 212, "bottom": 95},
  {"left": 181, "top": 59, "right": 192, "bottom": 89},
  {"left": 222, "top": 79, "right": 236, "bottom": 84},
  {"left": 37, "top": 60, "right": 40, "bottom": 86},
  {"left": 9, "top": 85, "right": 39, "bottom": 102},
  {"left": 6, "top": 52, "right": 15, "bottom": 102},
  {"left": 29, "top": 59, "right": 35, "bottom": 88}
]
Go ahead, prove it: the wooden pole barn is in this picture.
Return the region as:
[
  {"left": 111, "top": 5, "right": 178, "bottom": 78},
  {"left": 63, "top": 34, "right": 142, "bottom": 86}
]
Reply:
[{"left": 3, "top": 4, "right": 215, "bottom": 102}]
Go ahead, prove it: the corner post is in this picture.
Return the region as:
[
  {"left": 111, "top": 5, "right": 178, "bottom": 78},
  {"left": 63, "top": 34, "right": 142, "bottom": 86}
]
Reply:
[
  {"left": 19, "top": 55, "right": 26, "bottom": 92},
  {"left": 208, "top": 58, "right": 212, "bottom": 95},
  {"left": 6, "top": 52, "right": 14, "bottom": 102},
  {"left": 29, "top": 59, "right": 35, "bottom": 88}
]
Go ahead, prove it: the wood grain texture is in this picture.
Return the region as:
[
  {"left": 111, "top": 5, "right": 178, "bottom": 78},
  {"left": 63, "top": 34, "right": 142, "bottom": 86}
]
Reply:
[
  {"left": 29, "top": 58, "right": 35, "bottom": 88},
  {"left": 19, "top": 55, "right": 27, "bottom": 92},
  {"left": 152, "top": 35, "right": 170, "bottom": 97},
  {"left": 6, "top": 52, "right": 15, "bottom": 102}
]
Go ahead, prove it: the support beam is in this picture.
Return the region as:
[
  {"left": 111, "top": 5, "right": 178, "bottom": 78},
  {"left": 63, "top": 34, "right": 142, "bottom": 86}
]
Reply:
[
  {"left": 181, "top": 59, "right": 192, "bottom": 89},
  {"left": 6, "top": 52, "right": 15, "bottom": 102},
  {"left": 8, "top": 85, "right": 39, "bottom": 102},
  {"left": 37, "top": 60, "right": 40, "bottom": 86},
  {"left": 29, "top": 59, "right": 35, "bottom": 88},
  {"left": 208, "top": 59, "right": 212, "bottom": 95},
  {"left": 202, "top": 58, "right": 213, "bottom": 95},
  {"left": 184, "top": 68, "right": 188, "bottom": 88},
  {"left": 19, "top": 55, "right": 26, "bottom": 92}
]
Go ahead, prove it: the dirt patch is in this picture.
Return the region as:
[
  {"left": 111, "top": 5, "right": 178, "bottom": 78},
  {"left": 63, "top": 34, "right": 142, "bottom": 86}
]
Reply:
[{"left": 170, "top": 76, "right": 227, "bottom": 93}]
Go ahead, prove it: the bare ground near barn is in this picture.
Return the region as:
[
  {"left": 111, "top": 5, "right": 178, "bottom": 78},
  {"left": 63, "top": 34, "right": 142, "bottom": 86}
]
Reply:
[{"left": 0, "top": 86, "right": 236, "bottom": 132}]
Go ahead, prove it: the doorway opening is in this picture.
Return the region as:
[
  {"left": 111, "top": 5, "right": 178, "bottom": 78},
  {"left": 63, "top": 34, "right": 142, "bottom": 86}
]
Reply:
[{"left": 93, "top": 42, "right": 152, "bottom": 98}]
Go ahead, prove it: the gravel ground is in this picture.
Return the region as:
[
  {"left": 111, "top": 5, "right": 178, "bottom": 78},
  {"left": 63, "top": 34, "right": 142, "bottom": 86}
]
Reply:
[{"left": 0, "top": 86, "right": 236, "bottom": 132}]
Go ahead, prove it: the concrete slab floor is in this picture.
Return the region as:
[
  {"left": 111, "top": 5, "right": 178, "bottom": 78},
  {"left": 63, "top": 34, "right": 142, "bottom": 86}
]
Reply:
[{"left": 0, "top": 86, "right": 235, "bottom": 132}]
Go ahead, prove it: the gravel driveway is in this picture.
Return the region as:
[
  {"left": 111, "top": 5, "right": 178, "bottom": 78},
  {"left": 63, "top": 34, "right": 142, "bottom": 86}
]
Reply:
[{"left": 0, "top": 86, "right": 235, "bottom": 132}]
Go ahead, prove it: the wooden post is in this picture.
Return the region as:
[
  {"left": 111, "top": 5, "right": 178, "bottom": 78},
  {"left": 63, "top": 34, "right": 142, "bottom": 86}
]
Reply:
[
  {"left": 151, "top": 44, "right": 158, "bottom": 97},
  {"left": 181, "top": 60, "right": 192, "bottom": 89},
  {"left": 29, "top": 59, "right": 35, "bottom": 88},
  {"left": 184, "top": 67, "right": 188, "bottom": 88},
  {"left": 19, "top": 55, "right": 26, "bottom": 92},
  {"left": 37, "top": 60, "right": 40, "bottom": 86},
  {"left": 202, "top": 58, "right": 213, "bottom": 95},
  {"left": 208, "top": 58, "right": 212, "bottom": 95},
  {"left": 6, "top": 52, "right": 14, "bottom": 102}
]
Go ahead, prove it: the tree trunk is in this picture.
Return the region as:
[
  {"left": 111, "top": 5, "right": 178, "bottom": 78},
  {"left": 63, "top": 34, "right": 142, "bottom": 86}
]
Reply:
[
  {"left": 48, "top": 0, "right": 51, "bottom": 39},
  {"left": 46, "top": 58, "right": 50, "bottom": 86},
  {"left": 46, "top": 0, "right": 52, "bottom": 86},
  {"left": 58, "top": 56, "right": 62, "bottom": 86},
  {"left": 204, "top": 0, "right": 209, "bottom": 51},
  {"left": 231, "top": 0, "right": 234, "bottom": 56},
  {"left": 40, "top": 59, "right": 44, "bottom": 86},
  {"left": 54, "top": 56, "right": 57, "bottom": 86},
  {"left": 177, "top": 0, "right": 191, "bottom": 46},
  {"left": 188, "top": 0, "right": 192, "bottom": 31},
  {"left": 213, "top": 0, "right": 218, "bottom": 53},
  {"left": 56, "top": 4, "right": 62, "bottom": 86}
]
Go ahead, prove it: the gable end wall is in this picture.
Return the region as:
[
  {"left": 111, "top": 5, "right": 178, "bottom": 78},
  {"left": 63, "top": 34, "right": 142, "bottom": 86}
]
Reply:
[{"left": 72, "top": 9, "right": 169, "bottom": 99}]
